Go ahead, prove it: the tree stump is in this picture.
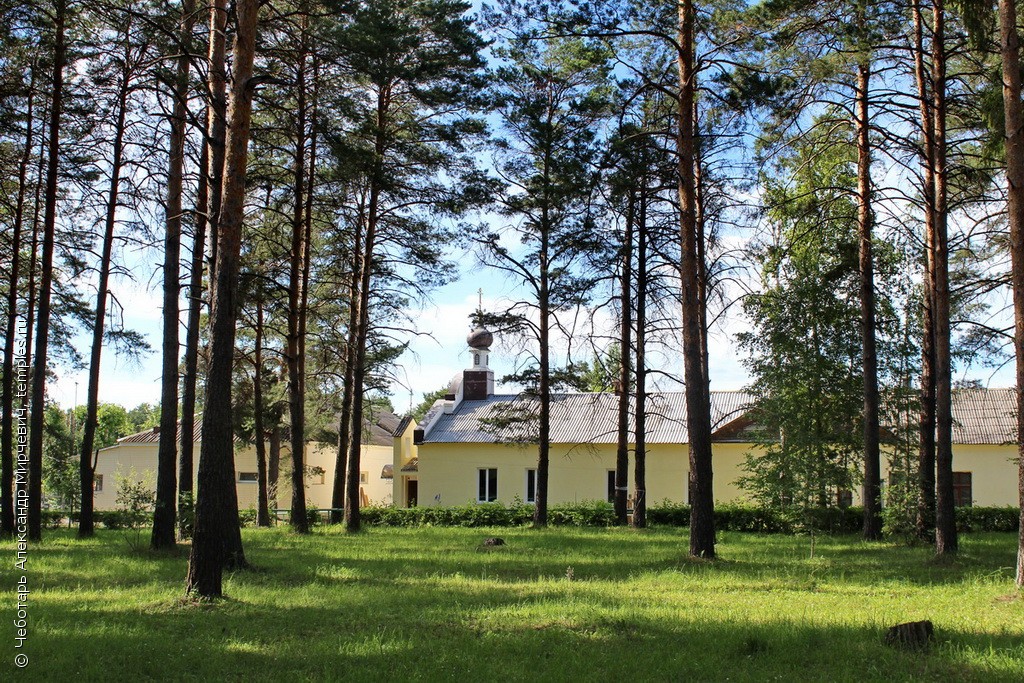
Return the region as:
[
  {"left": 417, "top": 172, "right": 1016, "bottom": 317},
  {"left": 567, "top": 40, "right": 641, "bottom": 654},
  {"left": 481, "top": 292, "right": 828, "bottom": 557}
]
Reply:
[
  {"left": 884, "top": 620, "right": 934, "bottom": 650},
  {"left": 482, "top": 537, "right": 505, "bottom": 547}
]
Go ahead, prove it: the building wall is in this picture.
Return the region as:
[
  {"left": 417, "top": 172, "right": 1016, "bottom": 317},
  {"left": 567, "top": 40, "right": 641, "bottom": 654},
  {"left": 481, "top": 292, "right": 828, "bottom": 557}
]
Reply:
[
  {"left": 93, "top": 441, "right": 393, "bottom": 512},
  {"left": 414, "top": 440, "right": 1021, "bottom": 508},
  {"left": 393, "top": 421, "right": 419, "bottom": 505},
  {"left": 416, "top": 442, "right": 689, "bottom": 506},
  {"left": 948, "top": 444, "right": 1017, "bottom": 506},
  {"left": 93, "top": 443, "right": 258, "bottom": 511},
  {"left": 301, "top": 443, "right": 393, "bottom": 508}
]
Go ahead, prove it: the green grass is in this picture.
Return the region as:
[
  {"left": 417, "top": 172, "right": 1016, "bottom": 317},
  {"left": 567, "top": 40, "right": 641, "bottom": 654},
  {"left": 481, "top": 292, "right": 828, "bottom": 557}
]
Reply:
[{"left": 3, "top": 527, "right": 1023, "bottom": 681}]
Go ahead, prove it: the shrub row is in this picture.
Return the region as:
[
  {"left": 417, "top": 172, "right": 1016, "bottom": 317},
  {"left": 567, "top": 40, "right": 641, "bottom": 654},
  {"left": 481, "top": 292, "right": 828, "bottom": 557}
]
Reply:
[
  {"left": 955, "top": 505, "right": 1020, "bottom": 532},
  {"left": 352, "top": 502, "right": 1020, "bottom": 533},
  {"left": 41, "top": 503, "right": 1023, "bottom": 533}
]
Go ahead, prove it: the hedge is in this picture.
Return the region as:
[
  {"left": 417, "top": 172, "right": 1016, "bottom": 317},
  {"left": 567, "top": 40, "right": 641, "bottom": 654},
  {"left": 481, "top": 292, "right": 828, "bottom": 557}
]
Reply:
[
  {"left": 351, "top": 502, "right": 1020, "bottom": 534},
  {"left": 37, "top": 503, "right": 1023, "bottom": 534}
]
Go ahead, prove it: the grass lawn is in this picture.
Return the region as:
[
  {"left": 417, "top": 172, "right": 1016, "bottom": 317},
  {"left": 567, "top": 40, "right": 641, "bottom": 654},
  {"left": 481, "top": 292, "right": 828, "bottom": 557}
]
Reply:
[{"left": 3, "top": 526, "right": 1023, "bottom": 681}]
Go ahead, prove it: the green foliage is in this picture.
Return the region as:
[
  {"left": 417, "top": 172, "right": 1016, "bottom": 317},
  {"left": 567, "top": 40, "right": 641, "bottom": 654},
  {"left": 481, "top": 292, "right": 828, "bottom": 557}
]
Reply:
[
  {"left": 955, "top": 506, "right": 1020, "bottom": 533},
  {"left": 43, "top": 403, "right": 79, "bottom": 512},
  {"left": 114, "top": 467, "right": 155, "bottom": 529},
  {"left": 126, "top": 403, "right": 160, "bottom": 433},
  {"left": 411, "top": 387, "right": 448, "bottom": 421},
  {"left": 358, "top": 500, "right": 617, "bottom": 527},
  {"left": 736, "top": 125, "right": 865, "bottom": 515},
  {"left": 238, "top": 508, "right": 258, "bottom": 527}
]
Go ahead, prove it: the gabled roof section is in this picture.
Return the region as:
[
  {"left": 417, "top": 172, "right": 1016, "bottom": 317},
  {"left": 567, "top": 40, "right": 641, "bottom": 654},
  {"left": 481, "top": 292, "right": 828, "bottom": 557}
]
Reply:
[
  {"left": 418, "top": 387, "right": 1018, "bottom": 447},
  {"left": 116, "top": 421, "right": 202, "bottom": 445},
  {"left": 422, "top": 391, "right": 753, "bottom": 445},
  {"left": 951, "top": 388, "right": 1016, "bottom": 445}
]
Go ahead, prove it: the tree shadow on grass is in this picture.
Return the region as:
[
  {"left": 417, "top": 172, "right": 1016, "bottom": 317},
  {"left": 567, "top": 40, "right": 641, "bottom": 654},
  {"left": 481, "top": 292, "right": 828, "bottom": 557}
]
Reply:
[{"left": 25, "top": 581, "right": 1024, "bottom": 682}]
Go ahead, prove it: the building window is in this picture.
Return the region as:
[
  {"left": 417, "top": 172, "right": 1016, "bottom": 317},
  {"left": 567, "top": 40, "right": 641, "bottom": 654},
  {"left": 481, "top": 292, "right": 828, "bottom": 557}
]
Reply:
[
  {"left": 953, "top": 472, "right": 972, "bottom": 507},
  {"left": 238, "top": 472, "right": 258, "bottom": 483},
  {"left": 474, "top": 353, "right": 480, "bottom": 367},
  {"left": 360, "top": 471, "right": 369, "bottom": 484},
  {"left": 525, "top": 469, "right": 536, "bottom": 504},
  {"left": 607, "top": 470, "right": 617, "bottom": 503},
  {"left": 311, "top": 471, "right": 325, "bottom": 485},
  {"left": 837, "top": 490, "right": 853, "bottom": 508},
  {"left": 478, "top": 468, "right": 497, "bottom": 503},
  {"left": 94, "top": 475, "right": 103, "bottom": 493}
]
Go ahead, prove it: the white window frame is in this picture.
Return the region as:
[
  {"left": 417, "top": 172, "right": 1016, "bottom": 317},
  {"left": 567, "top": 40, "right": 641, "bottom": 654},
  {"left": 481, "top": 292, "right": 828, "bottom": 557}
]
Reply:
[
  {"left": 525, "top": 468, "right": 536, "bottom": 504},
  {"left": 238, "top": 472, "right": 259, "bottom": 483},
  {"left": 477, "top": 467, "right": 498, "bottom": 503}
]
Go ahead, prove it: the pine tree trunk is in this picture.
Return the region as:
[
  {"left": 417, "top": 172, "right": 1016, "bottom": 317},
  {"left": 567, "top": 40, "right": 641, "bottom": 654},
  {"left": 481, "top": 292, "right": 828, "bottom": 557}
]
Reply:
[
  {"left": 28, "top": 0, "right": 67, "bottom": 541},
  {"left": 996, "top": 0, "right": 1024, "bottom": 587},
  {"left": 632, "top": 184, "right": 649, "bottom": 529},
  {"left": 855, "top": 44, "right": 882, "bottom": 541},
  {"left": 205, "top": 0, "right": 228, "bottom": 284},
  {"left": 911, "top": 0, "right": 936, "bottom": 542},
  {"left": 253, "top": 299, "right": 270, "bottom": 527},
  {"left": 1, "top": 65, "right": 35, "bottom": 537},
  {"left": 677, "top": 0, "right": 715, "bottom": 558},
  {"left": 153, "top": 4, "right": 195, "bottom": 550},
  {"left": 186, "top": 0, "right": 259, "bottom": 598},
  {"left": 287, "top": 26, "right": 309, "bottom": 534},
  {"left": 81, "top": 33, "right": 133, "bottom": 539},
  {"left": 180, "top": 130, "right": 208, "bottom": 538},
  {"left": 615, "top": 191, "right": 634, "bottom": 525},
  {"left": 931, "top": 0, "right": 957, "bottom": 556},
  {"left": 332, "top": 278, "right": 359, "bottom": 523}
]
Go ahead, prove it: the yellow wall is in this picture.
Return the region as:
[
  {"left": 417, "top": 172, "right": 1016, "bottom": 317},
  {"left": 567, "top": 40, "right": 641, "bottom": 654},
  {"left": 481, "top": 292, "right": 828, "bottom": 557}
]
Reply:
[
  {"left": 948, "top": 445, "right": 1017, "bottom": 506},
  {"left": 300, "top": 443, "right": 393, "bottom": 508},
  {"left": 93, "top": 443, "right": 259, "bottom": 511},
  {"left": 415, "top": 442, "right": 689, "bottom": 506},
  {"left": 94, "top": 441, "right": 393, "bottom": 511},
  {"left": 414, "top": 440, "right": 1021, "bottom": 508}
]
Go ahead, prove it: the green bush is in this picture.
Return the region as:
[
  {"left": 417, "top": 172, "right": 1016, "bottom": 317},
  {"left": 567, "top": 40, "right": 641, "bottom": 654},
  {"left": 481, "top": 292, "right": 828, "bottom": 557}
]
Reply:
[
  {"left": 98, "top": 510, "right": 129, "bottom": 530},
  {"left": 238, "top": 509, "right": 258, "bottom": 527},
  {"left": 956, "top": 506, "right": 1020, "bottom": 532},
  {"left": 325, "top": 502, "right": 1022, "bottom": 533}
]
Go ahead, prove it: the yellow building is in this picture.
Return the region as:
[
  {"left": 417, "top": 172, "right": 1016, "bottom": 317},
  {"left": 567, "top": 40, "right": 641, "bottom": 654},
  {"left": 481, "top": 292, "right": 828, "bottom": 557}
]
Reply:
[
  {"left": 93, "top": 413, "right": 399, "bottom": 512},
  {"left": 392, "top": 327, "right": 1019, "bottom": 510}
]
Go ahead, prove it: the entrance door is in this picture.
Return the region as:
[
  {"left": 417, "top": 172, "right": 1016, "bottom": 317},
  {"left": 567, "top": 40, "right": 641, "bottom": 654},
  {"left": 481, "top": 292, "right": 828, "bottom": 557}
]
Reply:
[{"left": 407, "top": 479, "right": 418, "bottom": 508}]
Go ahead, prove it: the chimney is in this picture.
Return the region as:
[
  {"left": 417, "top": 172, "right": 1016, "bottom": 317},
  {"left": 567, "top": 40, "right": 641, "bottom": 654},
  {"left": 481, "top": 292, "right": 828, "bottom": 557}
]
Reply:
[{"left": 464, "top": 325, "right": 494, "bottom": 401}]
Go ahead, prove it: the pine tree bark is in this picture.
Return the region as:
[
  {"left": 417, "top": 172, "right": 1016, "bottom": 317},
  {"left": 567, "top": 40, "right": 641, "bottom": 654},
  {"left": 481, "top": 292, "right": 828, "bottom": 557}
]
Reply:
[
  {"left": 346, "top": 85, "right": 392, "bottom": 532},
  {"left": 180, "top": 130, "right": 208, "bottom": 538},
  {"left": 27, "top": 0, "right": 67, "bottom": 541},
  {"left": 677, "top": 0, "right": 715, "bottom": 558},
  {"left": 287, "top": 24, "right": 310, "bottom": 533},
  {"left": 996, "top": 0, "right": 1024, "bottom": 587},
  {"left": 931, "top": 0, "right": 957, "bottom": 556},
  {"left": 615, "top": 191, "right": 634, "bottom": 525},
  {"left": 911, "top": 0, "right": 937, "bottom": 541},
  {"left": 332, "top": 279, "right": 359, "bottom": 522},
  {"left": 186, "top": 0, "right": 260, "bottom": 598},
  {"left": 153, "top": 3, "right": 196, "bottom": 550},
  {"left": 205, "top": 0, "right": 228, "bottom": 284},
  {"left": 1, "top": 65, "right": 36, "bottom": 538},
  {"left": 632, "top": 183, "right": 649, "bottom": 529},
  {"left": 253, "top": 298, "right": 270, "bottom": 527},
  {"left": 855, "top": 38, "right": 882, "bottom": 540},
  {"left": 81, "top": 31, "right": 133, "bottom": 539}
]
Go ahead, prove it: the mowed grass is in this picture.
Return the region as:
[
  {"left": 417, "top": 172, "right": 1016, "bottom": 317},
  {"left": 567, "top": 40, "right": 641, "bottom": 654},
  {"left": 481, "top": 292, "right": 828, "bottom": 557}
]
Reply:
[{"left": 3, "top": 526, "right": 1023, "bottom": 681}]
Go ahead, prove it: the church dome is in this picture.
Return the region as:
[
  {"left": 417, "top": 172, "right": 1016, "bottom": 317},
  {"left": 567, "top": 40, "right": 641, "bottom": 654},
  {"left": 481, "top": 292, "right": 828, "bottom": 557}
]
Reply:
[{"left": 467, "top": 327, "right": 493, "bottom": 350}]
